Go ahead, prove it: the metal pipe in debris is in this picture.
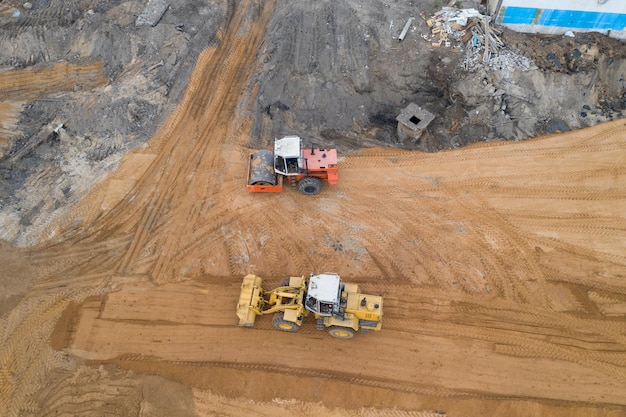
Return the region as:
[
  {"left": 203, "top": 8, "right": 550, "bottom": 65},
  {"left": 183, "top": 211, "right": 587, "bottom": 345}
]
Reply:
[{"left": 398, "top": 17, "right": 414, "bottom": 41}]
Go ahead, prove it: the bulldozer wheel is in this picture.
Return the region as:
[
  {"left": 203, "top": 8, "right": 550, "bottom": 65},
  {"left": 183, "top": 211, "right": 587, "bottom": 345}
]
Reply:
[
  {"left": 327, "top": 326, "right": 355, "bottom": 339},
  {"left": 298, "top": 176, "right": 322, "bottom": 195},
  {"left": 273, "top": 311, "right": 300, "bottom": 332}
]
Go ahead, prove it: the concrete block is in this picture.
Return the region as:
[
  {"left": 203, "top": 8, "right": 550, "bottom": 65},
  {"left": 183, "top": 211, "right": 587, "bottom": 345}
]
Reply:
[
  {"left": 135, "top": 0, "right": 169, "bottom": 27},
  {"left": 396, "top": 103, "right": 436, "bottom": 143}
]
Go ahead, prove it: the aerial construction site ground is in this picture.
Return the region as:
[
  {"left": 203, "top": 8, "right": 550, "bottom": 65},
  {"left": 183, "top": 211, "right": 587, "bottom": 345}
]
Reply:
[{"left": 1, "top": 1, "right": 626, "bottom": 416}]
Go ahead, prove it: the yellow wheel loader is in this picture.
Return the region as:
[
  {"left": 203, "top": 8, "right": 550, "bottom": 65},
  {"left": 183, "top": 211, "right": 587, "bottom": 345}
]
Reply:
[{"left": 236, "top": 273, "right": 383, "bottom": 339}]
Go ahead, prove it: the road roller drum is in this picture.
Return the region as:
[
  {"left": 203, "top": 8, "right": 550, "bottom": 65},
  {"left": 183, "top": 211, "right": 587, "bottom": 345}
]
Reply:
[{"left": 249, "top": 149, "right": 276, "bottom": 185}]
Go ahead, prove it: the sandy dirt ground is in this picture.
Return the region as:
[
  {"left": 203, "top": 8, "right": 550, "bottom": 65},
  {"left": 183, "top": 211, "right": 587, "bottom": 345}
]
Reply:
[{"left": 1, "top": 1, "right": 626, "bottom": 417}]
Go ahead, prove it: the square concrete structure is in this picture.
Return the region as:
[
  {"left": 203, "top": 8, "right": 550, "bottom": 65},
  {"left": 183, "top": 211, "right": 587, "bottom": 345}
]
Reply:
[{"left": 396, "top": 103, "right": 435, "bottom": 143}]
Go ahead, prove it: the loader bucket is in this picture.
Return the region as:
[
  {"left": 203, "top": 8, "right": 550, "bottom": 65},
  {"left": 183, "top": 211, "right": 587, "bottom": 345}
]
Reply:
[{"left": 236, "top": 274, "right": 264, "bottom": 326}]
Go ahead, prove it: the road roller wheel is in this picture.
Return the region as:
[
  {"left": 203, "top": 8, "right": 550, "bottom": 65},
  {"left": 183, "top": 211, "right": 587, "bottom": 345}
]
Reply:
[{"left": 298, "top": 176, "right": 322, "bottom": 195}]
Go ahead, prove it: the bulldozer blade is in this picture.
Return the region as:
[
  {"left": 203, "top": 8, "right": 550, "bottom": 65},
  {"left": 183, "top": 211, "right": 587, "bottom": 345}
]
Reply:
[{"left": 236, "top": 274, "right": 264, "bottom": 326}]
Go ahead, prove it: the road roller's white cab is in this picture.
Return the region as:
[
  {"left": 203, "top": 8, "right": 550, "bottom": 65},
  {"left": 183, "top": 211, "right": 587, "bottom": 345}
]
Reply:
[{"left": 246, "top": 135, "right": 338, "bottom": 195}]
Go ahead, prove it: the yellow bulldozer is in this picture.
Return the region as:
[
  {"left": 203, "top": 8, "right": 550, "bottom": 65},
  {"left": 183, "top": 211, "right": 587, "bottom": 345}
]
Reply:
[{"left": 236, "top": 272, "right": 383, "bottom": 339}]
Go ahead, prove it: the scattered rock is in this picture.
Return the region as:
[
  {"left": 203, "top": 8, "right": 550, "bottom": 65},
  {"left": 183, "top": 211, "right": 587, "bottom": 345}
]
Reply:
[{"left": 135, "top": 0, "right": 170, "bottom": 27}]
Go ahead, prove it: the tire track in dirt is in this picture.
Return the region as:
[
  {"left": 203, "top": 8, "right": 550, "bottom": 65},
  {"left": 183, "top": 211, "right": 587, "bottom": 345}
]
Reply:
[
  {"left": 64, "top": 270, "right": 626, "bottom": 405},
  {"left": 405, "top": 196, "right": 495, "bottom": 295},
  {"left": 255, "top": 210, "right": 283, "bottom": 276},
  {"left": 524, "top": 232, "right": 626, "bottom": 289},
  {"left": 418, "top": 123, "right": 626, "bottom": 306},
  {"left": 0, "top": 62, "right": 106, "bottom": 101},
  {"left": 340, "top": 121, "right": 626, "bottom": 171},
  {"left": 379, "top": 312, "right": 626, "bottom": 384},
  {"left": 3, "top": 0, "right": 80, "bottom": 33},
  {"left": 330, "top": 179, "right": 442, "bottom": 286},
  {"left": 357, "top": 192, "right": 437, "bottom": 284},
  {"left": 466, "top": 303, "right": 626, "bottom": 346},
  {"left": 365, "top": 187, "right": 497, "bottom": 296},
  {"left": 191, "top": 387, "right": 447, "bottom": 417},
  {"left": 290, "top": 195, "right": 359, "bottom": 274},
  {"left": 130, "top": 1, "right": 275, "bottom": 283},
  {"left": 2, "top": 2, "right": 277, "bottom": 415},
  {"left": 509, "top": 211, "right": 626, "bottom": 266},
  {"left": 32, "top": 367, "right": 142, "bottom": 417},
  {"left": 453, "top": 161, "right": 626, "bottom": 186},
  {"left": 118, "top": 358, "right": 465, "bottom": 399},
  {"left": 40, "top": 118, "right": 626, "bottom": 412},
  {"left": 37, "top": 0, "right": 276, "bottom": 282},
  {"left": 0, "top": 285, "right": 110, "bottom": 417},
  {"left": 117, "top": 203, "right": 159, "bottom": 275},
  {"left": 0, "top": 1, "right": 80, "bottom": 68},
  {"left": 448, "top": 304, "right": 626, "bottom": 379},
  {"left": 339, "top": 151, "right": 418, "bottom": 169},
  {"left": 30, "top": 236, "right": 130, "bottom": 293},
  {"left": 0, "top": 62, "right": 106, "bottom": 155},
  {"left": 258, "top": 206, "right": 303, "bottom": 275},
  {"left": 362, "top": 275, "right": 626, "bottom": 393},
  {"left": 8, "top": 4, "right": 626, "bottom": 416},
  {"left": 451, "top": 193, "right": 541, "bottom": 304},
  {"left": 0, "top": 101, "right": 23, "bottom": 155}
]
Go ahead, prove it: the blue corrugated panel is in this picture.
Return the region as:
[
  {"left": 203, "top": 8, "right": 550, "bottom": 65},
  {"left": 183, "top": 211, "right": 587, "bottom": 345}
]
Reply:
[
  {"left": 539, "top": 9, "right": 626, "bottom": 29},
  {"left": 501, "top": 6, "right": 538, "bottom": 24},
  {"left": 501, "top": 6, "right": 626, "bottom": 30}
]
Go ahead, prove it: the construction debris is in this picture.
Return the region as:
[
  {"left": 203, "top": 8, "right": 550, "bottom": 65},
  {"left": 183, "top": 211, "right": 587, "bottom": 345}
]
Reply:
[
  {"left": 424, "top": 7, "right": 482, "bottom": 47},
  {"left": 423, "top": 7, "right": 536, "bottom": 73},
  {"left": 398, "top": 17, "right": 415, "bottom": 41}
]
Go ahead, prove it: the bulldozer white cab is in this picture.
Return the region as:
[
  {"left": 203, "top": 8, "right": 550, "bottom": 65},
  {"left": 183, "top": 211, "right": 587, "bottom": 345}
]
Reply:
[
  {"left": 305, "top": 273, "right": 341, "bottom": 316},
  {"left": 274, "top": 135, "right": 302, "bottom": 176}
]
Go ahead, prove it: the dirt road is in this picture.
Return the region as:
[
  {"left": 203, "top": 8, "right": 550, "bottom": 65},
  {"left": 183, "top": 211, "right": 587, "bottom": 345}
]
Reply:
[
  {"left": 1, "top": 0, "right": 625, "bottom": 416},
  {"left": 58, "top": 115, "right": 626, "bottom": 416}
]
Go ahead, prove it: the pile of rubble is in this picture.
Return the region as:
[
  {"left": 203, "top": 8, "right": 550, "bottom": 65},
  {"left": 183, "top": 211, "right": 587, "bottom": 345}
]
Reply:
[
  {"left": 422, "top": 7, "right": 536, "bottom": 73},
  {"left": 422, "top": 8, "right": 483, "bottom": 48}
]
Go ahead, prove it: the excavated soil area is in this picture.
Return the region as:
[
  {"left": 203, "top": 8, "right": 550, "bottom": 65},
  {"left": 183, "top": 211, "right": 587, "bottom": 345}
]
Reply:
[{"left": 1, "top": 1, "right": 626, "bottom": 417}]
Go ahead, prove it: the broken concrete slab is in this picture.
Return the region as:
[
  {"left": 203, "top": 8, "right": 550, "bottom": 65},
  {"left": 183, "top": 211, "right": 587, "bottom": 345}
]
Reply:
[{"left": 135, "top": 0, "right": 169, "bottom": 28}]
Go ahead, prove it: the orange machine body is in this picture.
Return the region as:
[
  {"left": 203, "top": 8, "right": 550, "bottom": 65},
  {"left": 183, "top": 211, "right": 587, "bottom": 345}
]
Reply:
[{"left": 246, "top": 136, "right": 338, "bottom": 195}]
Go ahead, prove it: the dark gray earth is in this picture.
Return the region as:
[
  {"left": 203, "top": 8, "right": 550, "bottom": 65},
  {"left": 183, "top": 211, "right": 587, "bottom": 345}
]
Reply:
[{"left": 0, "top": 0, "right": 625, "bottom": 246}]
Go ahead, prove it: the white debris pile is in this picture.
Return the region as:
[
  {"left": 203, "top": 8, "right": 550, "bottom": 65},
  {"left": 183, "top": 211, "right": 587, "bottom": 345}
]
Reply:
[
  {"left": 422, "top": 7, "right": 537, "bottom": 73},
  {"left": 462, "top": 48, "right": 537, "bottom": 74},
  {"left": 422, "top": 8, "right": 481, "bottom": 47}
]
